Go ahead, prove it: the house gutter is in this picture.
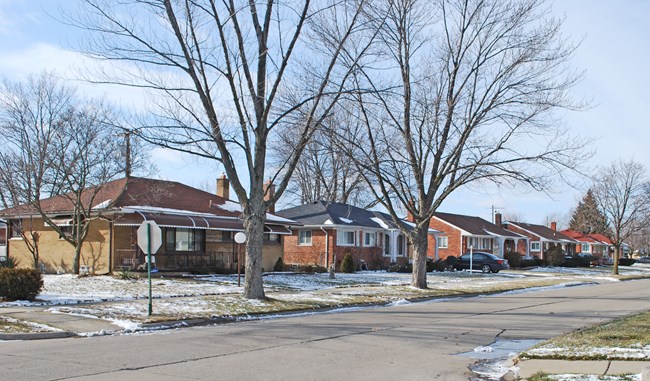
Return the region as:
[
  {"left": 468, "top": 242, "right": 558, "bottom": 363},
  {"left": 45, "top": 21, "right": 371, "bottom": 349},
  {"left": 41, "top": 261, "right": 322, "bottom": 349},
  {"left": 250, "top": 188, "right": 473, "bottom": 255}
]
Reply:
[{"left": 321, "top": 227, "right": 329, "bottom": 268}]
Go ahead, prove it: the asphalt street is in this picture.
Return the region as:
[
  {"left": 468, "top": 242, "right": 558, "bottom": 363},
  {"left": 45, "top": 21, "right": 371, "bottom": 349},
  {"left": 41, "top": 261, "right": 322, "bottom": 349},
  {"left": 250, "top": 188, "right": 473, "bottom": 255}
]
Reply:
[{"left": 2, "top": 279, "right": 650, "bottom": 381}]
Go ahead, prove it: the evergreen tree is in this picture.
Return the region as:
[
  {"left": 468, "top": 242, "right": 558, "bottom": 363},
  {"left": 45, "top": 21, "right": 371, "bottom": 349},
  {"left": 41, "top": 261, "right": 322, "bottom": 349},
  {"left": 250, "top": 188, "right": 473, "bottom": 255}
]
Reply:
[{"left": 569, "top": 189, "right": 612, "bottom": 236}]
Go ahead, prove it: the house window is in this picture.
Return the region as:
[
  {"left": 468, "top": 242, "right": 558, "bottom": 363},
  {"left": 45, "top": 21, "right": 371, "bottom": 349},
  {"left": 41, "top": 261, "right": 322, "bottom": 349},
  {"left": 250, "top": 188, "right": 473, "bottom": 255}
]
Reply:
[
  {"left": 581, "top": 243, "right": 590, "bottom": 252},
  {"left": 384, "top": 234, "right": 390, "bottom": 256},
  {"left": 265, "top": 233, "right": 281, "bottom": 243},
  {"left": 481, "top": 238, "right": 491, "bottom": 249},
  {"left": 9, "top": 220, "right": 22, "bottom": 238},
  {"left": 397, "top": 235, "right": 405, "bottom": 256},
  {"left": 530, "top": 241, "right": 541, "bottom": 252},
  {"left": 165, "top": 228, "right": 204, "bottom": 252},
  {"left": 437, "top": 236, "right": 448, "bottom": 249},
  {"left": 364, "top": 232, "right": 377, "bottom": 246},
  {"left": 468, "top": 237, "right": 479, "bottom": 249},
  {"left": 337, "top": 230, "right": 356, "bottom": 246},
  {"left": 58, "top": 225, "right": 73, "bottom": 239},
  {"left": 221, "top": 231, "right": 233, "bottom": 242},
  {"left": 298, "top": 230, "right": 312, "bottom": 245}
]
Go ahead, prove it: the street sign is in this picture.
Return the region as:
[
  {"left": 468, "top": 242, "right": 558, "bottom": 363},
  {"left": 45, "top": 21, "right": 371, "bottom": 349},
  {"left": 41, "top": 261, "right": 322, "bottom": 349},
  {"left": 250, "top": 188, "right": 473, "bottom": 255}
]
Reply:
[
  {"left": 137, "top": 221, "right": 162, "bottom": 254},
  {"left": 137, "top": 220, "right": 162, "bottom": 316}
]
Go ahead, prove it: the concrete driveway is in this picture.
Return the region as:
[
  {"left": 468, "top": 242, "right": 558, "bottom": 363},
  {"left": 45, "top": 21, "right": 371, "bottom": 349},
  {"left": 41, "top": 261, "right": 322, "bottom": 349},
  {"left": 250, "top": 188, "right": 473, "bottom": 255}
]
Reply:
[{"left": 1, "top": 279, "right": 649, "bottom": 380}]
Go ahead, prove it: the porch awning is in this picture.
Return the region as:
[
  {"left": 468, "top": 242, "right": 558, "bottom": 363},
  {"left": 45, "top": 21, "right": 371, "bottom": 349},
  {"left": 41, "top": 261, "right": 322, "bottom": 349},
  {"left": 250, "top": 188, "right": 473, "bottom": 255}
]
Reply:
[
  {"left": 264, "top": 224, "right": 292, "bottom": 235},
  {"left": 50, "top": 217, "right": 74, "bottom": 226},
  {"left": 113, "top": 212, "right": 291, "bottom": 234}
]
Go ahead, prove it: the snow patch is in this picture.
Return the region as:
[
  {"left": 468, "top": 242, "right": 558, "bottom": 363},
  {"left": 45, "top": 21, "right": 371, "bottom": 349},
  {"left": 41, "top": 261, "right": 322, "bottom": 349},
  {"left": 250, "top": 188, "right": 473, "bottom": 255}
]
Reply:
[
  {"left": 370, "top": 217, "right": 389, "bottom": 229},
  {"left": 340, "top": 218, "right": 353, "bottom": 224},
  {"left": 92, "top": 199, "right": 112, "bottom": 209}
]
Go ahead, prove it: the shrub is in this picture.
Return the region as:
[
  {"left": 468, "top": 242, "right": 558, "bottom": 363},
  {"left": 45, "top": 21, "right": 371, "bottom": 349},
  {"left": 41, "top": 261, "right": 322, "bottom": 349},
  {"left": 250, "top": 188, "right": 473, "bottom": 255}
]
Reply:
[
  {"left": 0, "top": 256, "right": 17, "bottom": 269},
  {"left": 545, "top": 245, "right": 565, "bottom": 266},
  {"left": 117, "top": 268, "right": 137, "bottom": 280},
  {"left": 0, "top": 268, "right": 43, "bottom": 301},
  {"left": 273, "top": 257, "right": 284, "bottom": 272},
  {"left": 561, "top": 256, "right": 591, "bottom": 268},
  {"left": 387, "top": 262, "right": 412, "bottom": 273},
  {"left": 504, "top": 251, "right": 522, "bottom": 268},
  {"left": 520, "top": 258, "right": 542, "bottom": 268},
  {"left": 426, "top": 258, "right": 436, "bottom": 272},
  {"left": 341, "top": 253, "right": 355, "bottom": 273},
  {"left": 619, "top": 257, "right": 636, "bottom": 266}
]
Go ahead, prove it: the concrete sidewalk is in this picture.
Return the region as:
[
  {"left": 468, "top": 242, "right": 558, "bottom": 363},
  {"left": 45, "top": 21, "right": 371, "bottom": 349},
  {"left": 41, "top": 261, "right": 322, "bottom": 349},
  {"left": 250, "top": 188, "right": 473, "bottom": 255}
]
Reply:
[
  {"left": 517, "top": 358, "right": 650, "bottom": 379},
  {"left": 1, "top": 306, "right": 123, "bottom": 339}
]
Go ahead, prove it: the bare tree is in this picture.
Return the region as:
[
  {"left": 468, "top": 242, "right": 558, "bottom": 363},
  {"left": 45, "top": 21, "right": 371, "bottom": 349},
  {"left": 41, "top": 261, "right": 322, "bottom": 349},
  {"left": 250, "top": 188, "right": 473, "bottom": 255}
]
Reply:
[
  {"left": 339, "top": 0, "right": 590, "bottom": 288},
  {"left": 273, "top": 107, "right": 377, "bottom": 207},
  {"left": 0, "top": 73, "right": 143, "bottom": 272},
  {"left": 593, "top": 160, "right": 650, "bottom": 275},
  {"left": 72, "top": 0, "right": 369, "bottom": 298}
]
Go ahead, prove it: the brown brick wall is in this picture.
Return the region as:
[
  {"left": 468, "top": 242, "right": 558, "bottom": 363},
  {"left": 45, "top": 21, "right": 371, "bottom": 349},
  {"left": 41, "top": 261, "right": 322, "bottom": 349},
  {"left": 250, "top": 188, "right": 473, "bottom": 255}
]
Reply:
[
  {"left": 283, "top": 228, "right": 393, "bottom": 270},
  {"left": 9, "top": 217, "right": 110, "bottom": 274},
  {"left": 428, "top": 218, "right": 463, "bottom": 260}
]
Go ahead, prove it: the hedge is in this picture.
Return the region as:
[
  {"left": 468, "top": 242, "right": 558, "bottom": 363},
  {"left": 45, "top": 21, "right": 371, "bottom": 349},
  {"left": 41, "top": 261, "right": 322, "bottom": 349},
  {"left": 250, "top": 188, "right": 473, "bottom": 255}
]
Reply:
[{"left": 0, "top": 268, "right": 43, "bottom": 301}]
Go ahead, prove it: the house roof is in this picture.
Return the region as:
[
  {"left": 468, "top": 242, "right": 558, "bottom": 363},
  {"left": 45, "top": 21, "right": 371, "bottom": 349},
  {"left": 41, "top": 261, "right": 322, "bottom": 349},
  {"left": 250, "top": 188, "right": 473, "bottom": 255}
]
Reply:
[
  {"left": 433, "top": 212, "right": 524, "bottom": 238},
  {"left": 560, "top": 230, "right": 612, "bottom": 245},
  {"left": 276, "top": 200, "right": 422, "bottom": 232},
  {"left": 503, "top": 221, "right": 577, "bottom": 243},
  {"left": 0, "top": 177, "right": 293, "bottom": 226}
]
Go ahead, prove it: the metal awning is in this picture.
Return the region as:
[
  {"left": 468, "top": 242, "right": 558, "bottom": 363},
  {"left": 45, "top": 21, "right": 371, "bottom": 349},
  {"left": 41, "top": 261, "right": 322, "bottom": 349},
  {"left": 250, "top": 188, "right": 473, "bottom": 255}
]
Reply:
[
  {"left": 264, "top": 224, "right": 292, "bottom": 235},
  {"left": 113, "top": 212, "right": 291, "bottom": 233},
  {"left": 50, "top": 217, "right": 74, "bottom": 226}
]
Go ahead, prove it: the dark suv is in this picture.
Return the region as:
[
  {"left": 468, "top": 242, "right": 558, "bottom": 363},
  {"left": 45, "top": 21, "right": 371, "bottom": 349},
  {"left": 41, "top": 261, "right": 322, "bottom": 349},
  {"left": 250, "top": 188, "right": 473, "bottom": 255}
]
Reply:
[{"left": 453, "top": 252, "right": 509, "bottom": 273}]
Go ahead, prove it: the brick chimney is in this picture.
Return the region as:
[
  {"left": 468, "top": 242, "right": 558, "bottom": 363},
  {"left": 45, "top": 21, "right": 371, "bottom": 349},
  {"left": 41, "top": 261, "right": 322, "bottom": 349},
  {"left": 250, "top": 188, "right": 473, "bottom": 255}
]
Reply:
[
  {"left": 405, "top": 198, "right": 416, "bottom": 222},
  {"left": 551, "top": 221, "right": 557, "bottom": 231},
  {"left": 216, "top": 173, "right": 230, "bottom": 200},
  {"left": 494, "top": 212, "right": 502, "bottom": 227},
  {"left": 264, "top": 178, "right": 275, "bottom": 213}
]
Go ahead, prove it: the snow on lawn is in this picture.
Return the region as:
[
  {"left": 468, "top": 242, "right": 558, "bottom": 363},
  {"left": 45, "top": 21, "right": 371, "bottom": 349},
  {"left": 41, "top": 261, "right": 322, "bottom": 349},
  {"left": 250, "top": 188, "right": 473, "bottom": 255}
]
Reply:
[{"left": 525, "top": 345, "right": 650, "bottom": 360}]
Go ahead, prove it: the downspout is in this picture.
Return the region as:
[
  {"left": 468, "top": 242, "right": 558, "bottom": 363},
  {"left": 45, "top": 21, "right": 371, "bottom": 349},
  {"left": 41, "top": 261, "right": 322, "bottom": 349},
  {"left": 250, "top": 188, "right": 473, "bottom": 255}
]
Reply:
[
  {"left": 321, "top": 227, "right": 329, "bottom": 268},
  {"left": 109, "top": 221, "right": 114, "bottom": 274}
]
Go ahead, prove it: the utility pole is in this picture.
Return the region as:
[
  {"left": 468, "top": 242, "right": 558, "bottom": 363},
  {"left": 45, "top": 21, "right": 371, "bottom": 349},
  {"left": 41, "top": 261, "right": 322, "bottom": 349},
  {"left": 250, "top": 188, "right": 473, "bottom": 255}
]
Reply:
[
  {"left": 489, "top": 205, "right": 504, "bottom": 224},
  {"left": 117, "top": 130, "right": 132, "bottom": 178}
]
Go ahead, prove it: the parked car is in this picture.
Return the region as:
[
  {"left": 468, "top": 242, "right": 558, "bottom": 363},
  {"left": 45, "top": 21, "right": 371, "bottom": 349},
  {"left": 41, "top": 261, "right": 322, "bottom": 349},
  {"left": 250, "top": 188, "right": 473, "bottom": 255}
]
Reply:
[
  {"left": 637, "top": 256, "right": 650, "bottom": 264},
  {"left": 453, "top": 252, "right": 509, "bottom": 273}
]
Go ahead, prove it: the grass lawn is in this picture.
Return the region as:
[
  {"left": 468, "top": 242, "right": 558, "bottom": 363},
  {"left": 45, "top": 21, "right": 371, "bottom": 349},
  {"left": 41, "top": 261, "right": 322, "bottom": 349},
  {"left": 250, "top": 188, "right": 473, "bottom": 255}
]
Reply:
[{"left": 522, "top": 310, "right": 650, "bottom": 361}]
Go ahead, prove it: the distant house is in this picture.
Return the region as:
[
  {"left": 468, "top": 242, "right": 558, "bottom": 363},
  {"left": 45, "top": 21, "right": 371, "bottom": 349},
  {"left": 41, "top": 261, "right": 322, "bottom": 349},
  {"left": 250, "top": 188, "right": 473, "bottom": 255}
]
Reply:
[
  {"left": 0, "top": 176, "right": 295, "bottom": 274},
  {"left": 561, "top": 230, "right": 614, "bottom": 262},
  {"left": 277, "top": 201, "right": 438, "bottom": 270},
  {"left": 502, "top": 220, "right": 577, "bottom": 259},
  {"left": 427, "top": 212, "right": 527, "bottom": 259}
]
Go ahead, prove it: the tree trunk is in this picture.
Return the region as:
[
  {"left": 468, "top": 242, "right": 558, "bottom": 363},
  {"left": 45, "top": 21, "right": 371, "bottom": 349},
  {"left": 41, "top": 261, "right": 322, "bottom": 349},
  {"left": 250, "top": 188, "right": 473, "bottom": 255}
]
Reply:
[
  {"left": 242, "top": 211, "right": 266, "bottom": 300},
  {"left": 411, "top": 223, "right": 429, "bottom": 289},
  {"left": 73, "top": 244, "right": 82, "bottom": 275},
  {"left": 612, "top": 245, "right": 620, "bottom": 275}
]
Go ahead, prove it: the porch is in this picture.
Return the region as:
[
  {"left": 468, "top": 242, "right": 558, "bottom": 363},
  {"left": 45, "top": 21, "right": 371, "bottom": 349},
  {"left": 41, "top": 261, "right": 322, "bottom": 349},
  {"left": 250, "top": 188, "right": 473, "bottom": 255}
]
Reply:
[{"left": 114, "top": 248, "right": 239, "bottom": 272}]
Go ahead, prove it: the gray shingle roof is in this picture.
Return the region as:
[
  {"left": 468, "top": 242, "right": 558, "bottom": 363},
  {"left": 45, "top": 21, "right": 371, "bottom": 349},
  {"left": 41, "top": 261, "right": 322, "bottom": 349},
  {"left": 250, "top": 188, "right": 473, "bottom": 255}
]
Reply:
[{"left": 277, "top": 201, "right": 403, "bottom": 230}]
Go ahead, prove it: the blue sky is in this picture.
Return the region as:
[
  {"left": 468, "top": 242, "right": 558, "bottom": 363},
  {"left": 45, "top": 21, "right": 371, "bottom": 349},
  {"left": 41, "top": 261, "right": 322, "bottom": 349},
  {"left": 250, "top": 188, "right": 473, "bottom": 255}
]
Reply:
[{"left": 0, "top": 0, "right": 648, "bottom": 226}]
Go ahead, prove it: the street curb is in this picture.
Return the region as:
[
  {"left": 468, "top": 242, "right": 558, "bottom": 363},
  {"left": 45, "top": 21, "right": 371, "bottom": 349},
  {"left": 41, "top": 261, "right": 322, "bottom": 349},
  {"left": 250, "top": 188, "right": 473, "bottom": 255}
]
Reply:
[{"left": 0, "top": 331, "right": 76, "bottom": 341}]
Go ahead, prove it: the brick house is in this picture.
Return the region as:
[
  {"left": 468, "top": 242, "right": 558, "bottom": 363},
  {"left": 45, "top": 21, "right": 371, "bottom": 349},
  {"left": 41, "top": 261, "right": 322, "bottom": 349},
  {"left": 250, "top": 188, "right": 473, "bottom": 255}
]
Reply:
[
  {"left": 0, "top": 176, "right": 295, "bottom": 274},
  {"left": 428, "top": 212, "right": 528, "bottom": 259},
  {"left": 561, "top": 230, "right": 614, "bottom": 263},
  {"left": 502, "top": 220, "right": 577, "bottom": 259},
  {"left": 277, "top": 201, "right": 437, "bottom": 270}
]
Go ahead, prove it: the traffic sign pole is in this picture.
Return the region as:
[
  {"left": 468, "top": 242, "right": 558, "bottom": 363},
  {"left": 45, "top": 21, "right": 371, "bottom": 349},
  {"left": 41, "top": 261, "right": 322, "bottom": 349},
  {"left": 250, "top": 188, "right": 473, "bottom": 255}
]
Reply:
[{"left": 137, "top": 220, "right": 161, "bottom": 317}]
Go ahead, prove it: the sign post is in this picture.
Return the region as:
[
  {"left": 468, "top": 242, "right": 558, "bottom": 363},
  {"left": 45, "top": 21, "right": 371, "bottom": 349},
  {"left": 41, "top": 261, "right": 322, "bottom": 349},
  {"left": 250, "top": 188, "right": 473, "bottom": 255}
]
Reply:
[
  {"left": 234, "top": 232, "right": 247, "bottom": 287},
  {"left": 137, "top": 221, "right": 162, "bottom": 315}
]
